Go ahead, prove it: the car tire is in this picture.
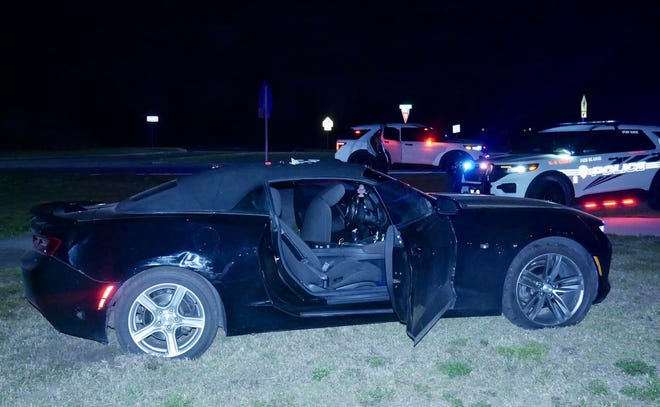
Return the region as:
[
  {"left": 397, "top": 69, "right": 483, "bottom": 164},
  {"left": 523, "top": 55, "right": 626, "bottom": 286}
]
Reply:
[
  {"left": 348, "top": 150, "right": 389, "bottom": 172},
  {"left": 649, "top": 170, "right": 660, "bottom": 210},
  {"left": 114, "top": 267, "right": 222, "bottom": 359},
  {"left": 348, "top": 151, "right": 373, "bottom": 165},
  {"left": 526, "top": 173, "right": 574, "bottom": 206},
  {"left": 502, "top": 237, "right": 597, "bottom": 330}
]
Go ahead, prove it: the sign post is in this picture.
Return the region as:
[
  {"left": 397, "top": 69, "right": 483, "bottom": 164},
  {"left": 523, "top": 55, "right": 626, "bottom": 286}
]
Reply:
[
  {"left": 258, "top": 81, "right": 272, "bottom": 163},
  {"left": 322, "top": 117, "right": 333, "bottom": 149},
  {"left": 146, "top": 115, "right": 159, "bottom": 148},
  {"left": 399, "top": 104, "right": 412, "bottom": 123}
]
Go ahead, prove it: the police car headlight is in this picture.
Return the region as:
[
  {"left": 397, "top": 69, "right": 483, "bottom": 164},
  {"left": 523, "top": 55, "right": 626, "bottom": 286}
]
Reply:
[
  {"left": 465, "top": 145, "right": 483, "bottom": 151},
  {"left": 462, "top": 161, "right": 475, "bottom": 171},
  {"left": 502, "top": 164, "right": 539, "bottom": 173}
]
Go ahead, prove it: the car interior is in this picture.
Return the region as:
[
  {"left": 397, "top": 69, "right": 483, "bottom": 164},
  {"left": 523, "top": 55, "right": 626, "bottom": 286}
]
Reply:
[{"left": 269, "top": 181, "right": 390, "bottom": 294}]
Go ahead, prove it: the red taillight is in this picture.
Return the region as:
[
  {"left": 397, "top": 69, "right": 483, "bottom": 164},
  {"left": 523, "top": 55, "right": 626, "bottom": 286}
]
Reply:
[
  {"left": 602, "top": 200, "right": 618, "bottom": 207},
  {"left": 33, "top": 235, "right": 62, "bottom": 255},
  {"left": 97, "top": 285, "right": 116, "bottom": 310},
  {"left": 335, "top": 141, "right": 346, "bottom": 151},
  {"left": 622, "top": 198, "right": 636, "bottom": 206},
  {"left": 583, "top": 202, "right": 598, "bottom": 209},
  {"left": 425, "top": 138, "right": 435, "bottom": 146}
]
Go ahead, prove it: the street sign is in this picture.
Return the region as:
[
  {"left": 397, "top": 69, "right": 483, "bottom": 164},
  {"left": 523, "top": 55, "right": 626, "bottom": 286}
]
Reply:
[
  {"left": 399, "top": 104, "right": 412, "bottom": 123},
  {"left": 581, "top": 95, "right": 587, "bottom": 119},
  {"left": 322, "top": 117, "right": 334, "bottom": 131}
]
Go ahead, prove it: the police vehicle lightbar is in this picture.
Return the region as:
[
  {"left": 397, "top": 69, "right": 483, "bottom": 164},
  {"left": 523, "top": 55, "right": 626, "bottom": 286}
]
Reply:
[{"left": 557, "top": 120, "right": 619, "bottom": 126}]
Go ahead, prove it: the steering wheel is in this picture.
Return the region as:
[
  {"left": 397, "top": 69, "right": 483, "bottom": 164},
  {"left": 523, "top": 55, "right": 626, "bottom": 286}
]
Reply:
[{"left": 345, "top": 192, "right": 387, "bottom": 230}]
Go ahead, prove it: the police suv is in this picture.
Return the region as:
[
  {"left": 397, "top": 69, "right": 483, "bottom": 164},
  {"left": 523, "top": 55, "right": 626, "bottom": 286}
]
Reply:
[
  {"left": 469, "top": 121, "right": 660, "bottom": 209},
  {"left": 335, "top": 123, "right": 485, "bottom": 173}
]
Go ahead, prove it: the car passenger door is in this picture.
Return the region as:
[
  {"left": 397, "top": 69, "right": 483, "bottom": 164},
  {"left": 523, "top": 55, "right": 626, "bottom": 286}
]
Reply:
[
  {"left": 385, "top": 213, "right": 457, "bottom": 344},
  {"left": 400, "top": 127, "right": 442, "bottom": 165}
]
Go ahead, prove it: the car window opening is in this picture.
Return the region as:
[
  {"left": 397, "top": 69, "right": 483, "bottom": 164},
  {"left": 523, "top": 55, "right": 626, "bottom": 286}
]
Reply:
[{"left": 270, "top": 182, "right": 389, "bottom": 293}]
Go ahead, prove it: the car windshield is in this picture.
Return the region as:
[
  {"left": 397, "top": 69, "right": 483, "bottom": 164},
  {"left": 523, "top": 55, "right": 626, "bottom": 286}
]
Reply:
[
  {"left": 373, "top": 179, "right": 434, "bottom": 226},
  {"left": 511, "top": 131, "right": 584, "bottom": 155}
]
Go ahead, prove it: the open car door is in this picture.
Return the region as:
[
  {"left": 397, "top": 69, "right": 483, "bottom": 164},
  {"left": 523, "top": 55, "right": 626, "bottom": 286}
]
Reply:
[{"left": 385, "top": 214, "right": 457, "bottom": 344}]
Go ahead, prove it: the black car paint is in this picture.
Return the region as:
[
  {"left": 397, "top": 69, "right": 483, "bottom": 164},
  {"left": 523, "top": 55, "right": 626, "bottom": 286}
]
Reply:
[
  {"left": 447, "top": 206, "right": 610, "bottom": 315},
  {"left": 22, "top": 162, "right": 611, "bottom": 347}
]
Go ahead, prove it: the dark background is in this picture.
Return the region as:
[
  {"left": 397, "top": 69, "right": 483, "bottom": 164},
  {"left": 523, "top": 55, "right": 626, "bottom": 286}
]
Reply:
[{"left": 2, "top": 1, "right": 659, "bottom": 150}]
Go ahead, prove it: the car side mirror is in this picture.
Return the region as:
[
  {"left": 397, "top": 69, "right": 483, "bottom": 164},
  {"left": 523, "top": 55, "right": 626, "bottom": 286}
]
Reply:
[{"left": 433, "top": 195, "right": 459, "bottom": 215}]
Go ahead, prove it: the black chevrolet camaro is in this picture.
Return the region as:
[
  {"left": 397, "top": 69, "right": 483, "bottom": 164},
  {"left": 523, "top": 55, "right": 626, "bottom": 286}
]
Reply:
[{"left": 22, "top": 160, "right": 612, "bottom": 358}]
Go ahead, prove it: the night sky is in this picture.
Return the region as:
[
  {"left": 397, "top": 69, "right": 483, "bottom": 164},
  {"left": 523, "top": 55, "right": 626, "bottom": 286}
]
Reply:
[{"left": 3, "top": 2, "right": 659, "bottom": 150}]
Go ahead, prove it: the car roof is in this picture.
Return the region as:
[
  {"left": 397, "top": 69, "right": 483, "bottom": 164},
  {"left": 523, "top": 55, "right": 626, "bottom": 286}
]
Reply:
[
  {"left": 351, "top": 123, "right": 431, "bottom": 129},
  {"left": 541, "top": 122, "right": 660, "bottom": 133},
  {"left": 116, "top": 160, "right": 370, "bottom": 213}
]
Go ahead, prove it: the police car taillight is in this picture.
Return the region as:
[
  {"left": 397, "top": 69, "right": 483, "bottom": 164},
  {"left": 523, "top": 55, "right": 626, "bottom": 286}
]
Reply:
[{"left": 335, "top": 141, "right": 346, "bottom": 151}]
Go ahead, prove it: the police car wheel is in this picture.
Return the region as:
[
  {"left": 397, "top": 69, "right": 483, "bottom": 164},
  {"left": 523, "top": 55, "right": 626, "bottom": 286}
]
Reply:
[{"left": 526, "top": 175, "right": 573, "bottom": 206}]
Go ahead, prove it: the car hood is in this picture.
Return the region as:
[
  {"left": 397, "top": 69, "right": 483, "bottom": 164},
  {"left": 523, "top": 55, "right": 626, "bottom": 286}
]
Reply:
[
  {"left": 440, "top": 193, "right": 604, "bottom": 224},
  {"left": 446, "top": 193, "right": 562, "bottom": 209},
  {"left": 488, "top": 153, "right": 570, "bottom": 164}
]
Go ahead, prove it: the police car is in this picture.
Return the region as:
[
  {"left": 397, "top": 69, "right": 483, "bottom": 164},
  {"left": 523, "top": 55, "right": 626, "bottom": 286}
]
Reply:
[
  {"left": 469, "top": 121, "right": 660, "bottom": 209},
  {"left": 335, "top": 123, "right": 485, "bottom": 184}
]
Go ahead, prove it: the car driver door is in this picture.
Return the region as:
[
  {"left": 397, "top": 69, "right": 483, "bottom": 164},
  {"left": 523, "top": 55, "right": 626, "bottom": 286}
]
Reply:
[{"left": 385, "top": 214, "right": 457, "bottom": 344}]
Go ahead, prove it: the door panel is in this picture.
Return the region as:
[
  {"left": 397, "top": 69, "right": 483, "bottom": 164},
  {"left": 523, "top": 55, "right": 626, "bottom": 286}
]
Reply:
[
  {"left": 399, "top": 214, "right": 457, "bottom": 344},
  {"left": 385, "top": 225, "right": 409, "bottom": 321},
  {"left": 382, "top": 127, "right": 402, "bottom": 163},
  {"left": 402, "top": 142, "right": 446, "bottom": 165}
]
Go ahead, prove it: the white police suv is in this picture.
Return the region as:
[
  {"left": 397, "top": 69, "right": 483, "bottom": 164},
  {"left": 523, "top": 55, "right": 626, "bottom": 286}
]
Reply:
[
  {"left": 472, "top": 121, "right": 660, "bottom": 209},
  {"left": 335, "top": 123, "right": 485, "bottom": 174}
]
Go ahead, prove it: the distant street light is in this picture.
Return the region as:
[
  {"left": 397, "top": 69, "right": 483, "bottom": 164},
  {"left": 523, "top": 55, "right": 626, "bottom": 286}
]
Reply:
[
  {"left": 146, "top": 115, "right": 159, "bottom": 147},
  {"left": 322, "top": 117, "right": 334, "bottom": 149}
]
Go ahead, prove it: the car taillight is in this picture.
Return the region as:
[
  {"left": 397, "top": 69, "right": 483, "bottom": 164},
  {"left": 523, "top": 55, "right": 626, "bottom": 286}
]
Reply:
[
  {"left": 33, "top": 235, "right": 62, "bottom": 255},
  {"left": 335, "top": 141, "right": 346, "bottom": 151}
]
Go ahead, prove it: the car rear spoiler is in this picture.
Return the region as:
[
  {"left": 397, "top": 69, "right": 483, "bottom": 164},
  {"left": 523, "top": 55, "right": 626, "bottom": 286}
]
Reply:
[{"left": 30, "top": 201, "right": 103, "bottom": 220}]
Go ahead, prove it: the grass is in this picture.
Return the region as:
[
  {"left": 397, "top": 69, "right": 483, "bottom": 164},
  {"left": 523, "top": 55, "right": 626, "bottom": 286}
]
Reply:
[
  {"left": 0, "top": 173, "right": 172, "bottom": 239},
  {"left": 1, "top": 233, "right": 658, "bottom": 406},
  {"left": 0, "top": 165, "right": 659, "bottom": 406}
]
